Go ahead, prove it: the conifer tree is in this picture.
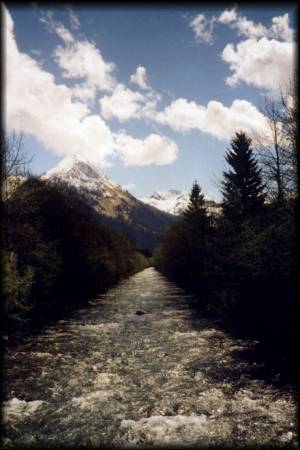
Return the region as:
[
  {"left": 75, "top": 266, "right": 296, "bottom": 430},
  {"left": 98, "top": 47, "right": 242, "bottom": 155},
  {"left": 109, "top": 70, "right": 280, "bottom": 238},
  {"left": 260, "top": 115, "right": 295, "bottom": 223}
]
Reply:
[
  {"left": 222, "top": 131, "right": 265, "bottom": 220},
  {"left": 183, "top": 181, "right": 210, "bottom": 257},
  {"left": 184, "top": 181, "right": 206, "bottom": 220}
]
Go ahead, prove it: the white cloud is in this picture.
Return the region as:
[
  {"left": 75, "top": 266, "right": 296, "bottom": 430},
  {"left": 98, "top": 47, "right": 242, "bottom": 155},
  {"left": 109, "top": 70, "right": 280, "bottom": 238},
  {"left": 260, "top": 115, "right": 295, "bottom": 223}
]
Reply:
[
  {"left": 100, "top": 84, "right": 146, "bottom": 122},
  {"left": 4, "top": 5, "right": 177, "bottom": 168},
  {"left": 39, "top": 10, "right": 74, "bottom": 44},
  {"left": 130, "top": 65, "right": 151, "bottom": 90},
  {"left": 114, "top": 132, "right": 178, "bottom": 167},
  {"left": 100, "top": 84, "right": 160, "bottom": 122},
  {"left": 218, "top": 7, "right": 269, "bottom": 39},
  {"left": 67, "top": 7, "right": 80, "bottom": 30},
  {"left": 270, "top": 13, "right": 294, "bottom": 42},
  {"left": 54, "top": 40, "right": 116, "bottom": 93},
  {"left": 218, "top": 7, "right": 294, "bottom": 42},
  {"left": 156, "top": 98, "right": 206, "bottom": 132},
  {"left": 216, "top": 8, "right": 296, "bottom": 92},
  {"left": 222, "top": 37, "right": 295, "bottom": 90},
  {"left": 55, "top": 23, "right": 74, "bottom": 44},
  {"left": 190, "top": 7, "right": 295, "bottom": 67},
  {"left": 218, "top": 7, "right": 237, "bottom": 24},
  {"left": 189, "top": 14, "right": 216, "bottom": 44},
  {"left": 5, "top": 8, "right": 115, "bottom": 166},
  {"left": 40, "top": 9, "right": 116, "bottom": 100},
  {"left": 155, "top": 97, "right": 268, "bottom": 141},
  {"left": 71, "top": 83, "right": 97, "bottom": 102}
]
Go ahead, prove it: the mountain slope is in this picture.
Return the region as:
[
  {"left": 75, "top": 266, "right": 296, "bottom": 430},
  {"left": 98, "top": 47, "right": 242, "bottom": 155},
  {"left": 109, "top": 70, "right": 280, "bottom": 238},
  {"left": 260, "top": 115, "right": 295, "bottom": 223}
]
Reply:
[{"left": 44, "top": 154, "right": 173, "bottom": 252}]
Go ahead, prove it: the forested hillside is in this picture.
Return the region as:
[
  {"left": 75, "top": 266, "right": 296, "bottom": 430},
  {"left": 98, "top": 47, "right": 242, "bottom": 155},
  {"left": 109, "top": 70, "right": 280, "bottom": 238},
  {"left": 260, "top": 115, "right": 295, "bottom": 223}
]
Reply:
[{"left": 2, "top": 177, "right": 148, "bottom": 338}]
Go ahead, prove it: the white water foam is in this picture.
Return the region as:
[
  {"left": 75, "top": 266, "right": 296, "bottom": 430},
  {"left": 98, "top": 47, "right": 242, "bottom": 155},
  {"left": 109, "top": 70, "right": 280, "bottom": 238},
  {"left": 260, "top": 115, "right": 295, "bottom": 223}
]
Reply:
[{"left": 3, "top": 398, "right": 46, "bottom": 422}]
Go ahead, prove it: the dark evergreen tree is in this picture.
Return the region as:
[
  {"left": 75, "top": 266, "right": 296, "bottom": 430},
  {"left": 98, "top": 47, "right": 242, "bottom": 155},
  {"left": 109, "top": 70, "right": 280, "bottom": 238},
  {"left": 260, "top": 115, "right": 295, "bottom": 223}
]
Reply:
[
  {"left": 184, "top": 181, "right": 207, "bottom": 220},
  {"left": 221, "top": 131, "right": 265, "bottom": 220}
]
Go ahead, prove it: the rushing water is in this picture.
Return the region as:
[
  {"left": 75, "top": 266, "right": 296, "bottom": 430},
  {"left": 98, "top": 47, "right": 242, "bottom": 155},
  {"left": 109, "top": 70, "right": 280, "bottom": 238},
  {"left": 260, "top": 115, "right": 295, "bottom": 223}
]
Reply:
[{"left": 2, "top": 268, "right": 297, "bottom": 448}]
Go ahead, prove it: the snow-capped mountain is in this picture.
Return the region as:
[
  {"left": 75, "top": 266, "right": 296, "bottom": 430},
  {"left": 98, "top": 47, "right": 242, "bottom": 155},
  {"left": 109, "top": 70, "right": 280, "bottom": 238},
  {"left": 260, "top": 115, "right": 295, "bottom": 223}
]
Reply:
[
  {"left": 44, "top": 153, "right": 119, "bottom": 196},
  {"left": 141, "top": 190, "right": 190, "bottom": 215},
  {"left": 43, "top": 154, "right": 173, "bottom": 251},
  {"left": 141, "top": 189, "right": 222, "bottom": 216},
  {"left": 44, "top": 154, "right": 132, "bottom": 218}
]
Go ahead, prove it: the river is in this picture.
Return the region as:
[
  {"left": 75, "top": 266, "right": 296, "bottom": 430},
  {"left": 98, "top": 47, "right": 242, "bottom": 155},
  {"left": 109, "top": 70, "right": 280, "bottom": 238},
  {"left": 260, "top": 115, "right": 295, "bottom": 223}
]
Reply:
[{"left": 2, "top": 268, "right": 297, "bottom": 448}]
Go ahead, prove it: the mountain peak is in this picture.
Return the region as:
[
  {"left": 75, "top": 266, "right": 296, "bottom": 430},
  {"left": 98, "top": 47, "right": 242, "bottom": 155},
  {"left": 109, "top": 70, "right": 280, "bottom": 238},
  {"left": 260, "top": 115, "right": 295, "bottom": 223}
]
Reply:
[
  {"left": 141, "top": 190, "right": 190, "bottom": 215},
  {"left": 141, "top": 189, "right": 221, "bottom": 216},
  {"left": 46, "top": 153, "right": 95, "bottom": 176},
  {"left": 44, "top": 153, "right": 110, "bottom": 193},
  {"left": 42, "top": 155, "right": 173, "bottom": 252}
]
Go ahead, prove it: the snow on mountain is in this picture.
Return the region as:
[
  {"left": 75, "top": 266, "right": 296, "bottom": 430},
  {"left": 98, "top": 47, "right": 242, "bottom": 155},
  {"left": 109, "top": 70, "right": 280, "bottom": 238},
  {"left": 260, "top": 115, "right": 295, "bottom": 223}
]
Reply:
[
  {"left": 141, "top": 190, "right": 222, "bottom": 216},
  {"left": 141, "top": 190, "right": 190, "bottom": 215},
  {"left": 43, "top": 154, "right": 173, "bottom": 251},
  {"left": 44, "top": 153, "right": 119, "bottom": 196}
]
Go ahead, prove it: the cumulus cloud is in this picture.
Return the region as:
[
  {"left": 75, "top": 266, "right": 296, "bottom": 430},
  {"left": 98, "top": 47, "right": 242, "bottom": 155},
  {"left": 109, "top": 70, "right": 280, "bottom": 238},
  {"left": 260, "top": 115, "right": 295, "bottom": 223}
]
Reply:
[
  {"left": 100, "top": 84, "right": 160, "bottom": 122},
  {"left": 54, "top": 39, "right": 116, "bottom": 93},
  {"left": 190, "top": 8, "right": 294, "bottom": 44},
  {"left": 40, "top": 7, "right": 117, "bottom": 102},
  {"left": 130, "top": 65, "right": 151, "bottom": 90},
  {"left": 155, "top": 97, "right": 268, "bottom": 141},
  {"left": 100, "top": 84, "right": 146, "bottom": 122},
  {"left": 40, "top": 8, "right": 116, "bottom": 101},
  {"left": 71, "top": 83, "right": 97, "bottom": 102},
  {"left": 189, "top": 14, "right": 216, "bottom": 44},
  {"left": 4, "top": 5, "right": 177, "bottom": 168},
  {"left": 188, "top": 7, "right": 296, "bottom": 92},
  {"left": 218, "top": 7, "right": 294, "bottom": 41},
  {"left": 5, "top": 6, "right": 114, "bottom": 166},
  {"left": 218, "top": 7, "right": 237, "bottom": 25},
  {"left": 270, "top": 14, "right": 294, "bottom": 42},
  {"left": 114, "top": 132, "right": 178, "bottom": 166},
  {"left": 222, "top": 37, "right": 295, "bottom": 90},
  {"left": 218, "top": 7, "right": 269, "bottom": 39},
  {"left": 156, "top": 98, "right": 206, "bottom": 132}
]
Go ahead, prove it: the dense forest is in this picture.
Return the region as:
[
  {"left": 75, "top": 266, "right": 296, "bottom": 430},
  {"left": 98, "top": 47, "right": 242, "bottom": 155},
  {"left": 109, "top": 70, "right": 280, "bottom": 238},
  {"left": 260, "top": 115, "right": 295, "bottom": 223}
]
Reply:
[
  {"left": 154, "top": 89, "right": 298, "bottom": 375},
  {"left": 1, "top": 176, "right": 148, "bottom": 340}
]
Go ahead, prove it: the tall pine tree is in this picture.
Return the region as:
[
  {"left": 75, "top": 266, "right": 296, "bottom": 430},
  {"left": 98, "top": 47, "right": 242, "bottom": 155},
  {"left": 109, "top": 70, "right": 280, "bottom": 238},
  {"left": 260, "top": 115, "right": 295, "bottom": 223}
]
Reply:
[
  {"left": 183, "top": 180, "right": 208, "bottom": 228},
  {"left": 184, "top": 181, "right": 207, "bottom": 220},
  {"left": 183, "top": 180, "right": 210, "bottom": 260},
  {"left": 222, "top": 131, "right": 265, "bottom": 220}
]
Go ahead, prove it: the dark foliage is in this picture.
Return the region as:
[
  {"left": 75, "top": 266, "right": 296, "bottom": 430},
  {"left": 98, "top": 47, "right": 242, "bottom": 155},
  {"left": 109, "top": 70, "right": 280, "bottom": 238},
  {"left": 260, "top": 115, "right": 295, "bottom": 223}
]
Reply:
[
  {"left": 154, "top": 132, "right": 298, "bottom": 377},
  {"left": 2, "top": 177, "right": 148, "bottom": 336},
  {"left": 222, "top": 131, "right": 265, "bottom": 222}
]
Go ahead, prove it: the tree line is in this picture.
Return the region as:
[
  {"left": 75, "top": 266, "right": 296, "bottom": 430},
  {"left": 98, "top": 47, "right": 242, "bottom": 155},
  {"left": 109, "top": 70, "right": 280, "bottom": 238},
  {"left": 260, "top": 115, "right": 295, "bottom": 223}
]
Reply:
[
  {"left": 154, "top": 88, "right": 298, "bottom": 377},
  {"left": 1, "top": 173, "right": 148, "bottom": 340}
]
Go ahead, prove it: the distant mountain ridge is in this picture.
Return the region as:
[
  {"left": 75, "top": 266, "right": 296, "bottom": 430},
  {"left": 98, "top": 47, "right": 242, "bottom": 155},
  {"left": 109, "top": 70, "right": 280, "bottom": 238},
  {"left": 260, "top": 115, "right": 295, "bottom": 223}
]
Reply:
[
  {"left": 43, "top": 154, "right": 174, "bottom": 252},
  {"left": 141, "top": 189, "right": 221, "bottom": 216},
  {"left": 141, "top": 190, "right": 190, "bottom": 215}
]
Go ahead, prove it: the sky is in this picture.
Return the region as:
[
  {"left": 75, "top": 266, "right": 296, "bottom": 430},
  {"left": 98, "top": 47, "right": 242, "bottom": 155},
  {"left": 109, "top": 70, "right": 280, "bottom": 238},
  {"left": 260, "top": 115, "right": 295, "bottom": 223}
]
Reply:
[{"left": 3, "top": 3, "right": 297, "bottom": 201}]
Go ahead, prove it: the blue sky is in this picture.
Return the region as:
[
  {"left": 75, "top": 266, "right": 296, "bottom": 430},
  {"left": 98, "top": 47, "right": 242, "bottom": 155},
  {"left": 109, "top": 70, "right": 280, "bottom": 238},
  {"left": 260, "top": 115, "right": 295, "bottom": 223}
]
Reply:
[{"left": 4, "top": 3, "right": 297, "bottom": 201}]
